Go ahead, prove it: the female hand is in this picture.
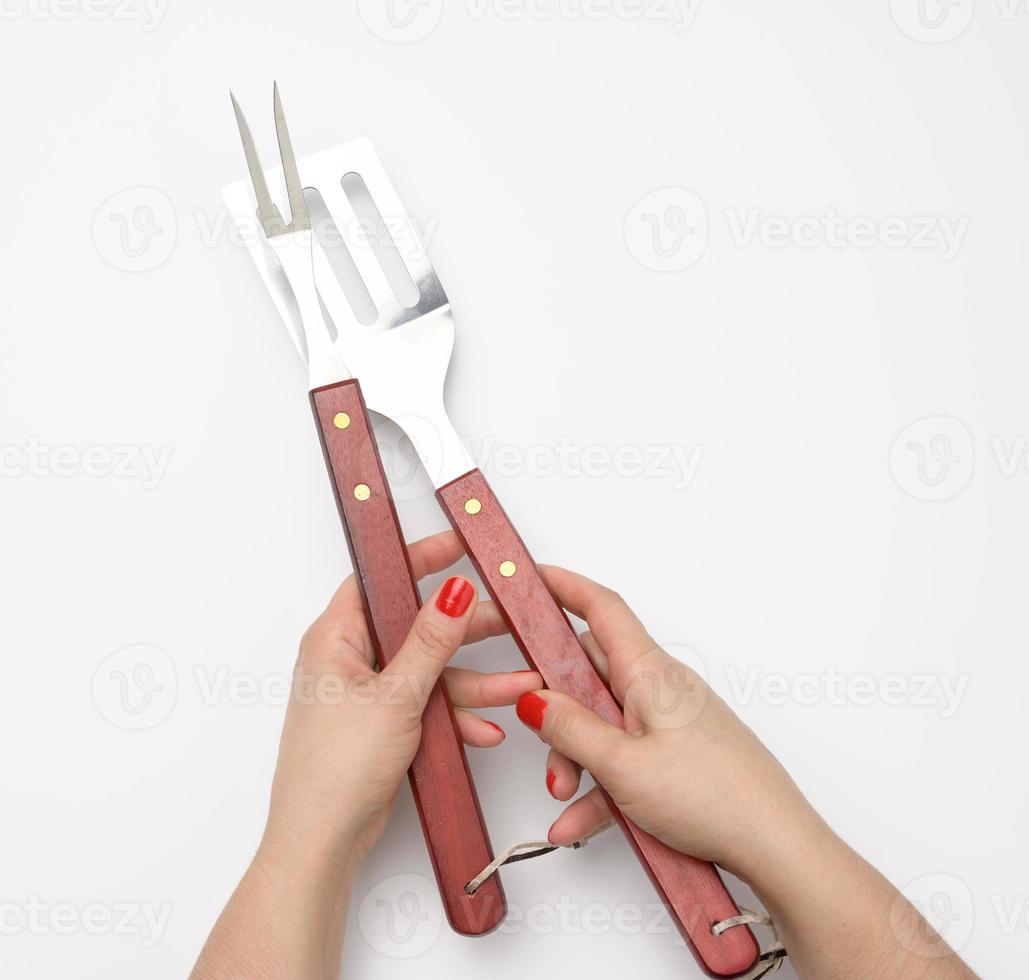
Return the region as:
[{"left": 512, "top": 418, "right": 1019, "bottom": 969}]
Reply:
[
  {"left": 512, "top": 564, "right": 816, "bottom": 880},
  {"left": 262, "top": 530, "right": 542, "bottom": 868},
  {"left": 192, "top": 531, "right": 541, "bottom": 980},
  {"left": 513, "top": 565, "right": 976, "bottom": 980}
]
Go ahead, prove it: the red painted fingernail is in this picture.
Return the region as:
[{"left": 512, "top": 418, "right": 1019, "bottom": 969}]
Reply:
[
  {"left": 483, "top": 720, "right": 505, "bottom": 739},
  {"left": 516, "top": 692, "right": 548, "bottom": 730},
  {"left": 436, "top": 577, "right": 474, "bottom": 618},
  {"left": 546, "top": 769, "right": 557, "bottom": 796}
]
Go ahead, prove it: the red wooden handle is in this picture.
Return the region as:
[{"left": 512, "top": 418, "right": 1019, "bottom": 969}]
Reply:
[
  {"left": 436, "top": 469, "right": 759, "bottom": 976},
  {"left": 311, "top": 383, "right": 505, "bottom": 936}
]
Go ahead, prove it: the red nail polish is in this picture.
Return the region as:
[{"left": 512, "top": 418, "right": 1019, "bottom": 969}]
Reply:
[
  {"left": 483, "top": 720, "right": 505, "bottom": 738},
  {"left": 546, "top": 769, "right": 557, "bottom": 796},
  {"left": 516, "top": 692, "right": 548, "bottom": 730},
  {"left": 436, "top": 577, "right": 474, "bottom": 618}
]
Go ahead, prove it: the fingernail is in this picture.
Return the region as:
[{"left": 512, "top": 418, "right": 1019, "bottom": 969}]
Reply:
[
  {"left": 516, "top": 692, "right": 548, "bottom": 730},
  {"left": 484, "top": 720, "right": 505, "bottom": 739},
  {"left": 436, "top": 577, "right": 474, "bottom": 618},
  {"left": 546, "top": 769, "right": 557, "bottom": 796}
]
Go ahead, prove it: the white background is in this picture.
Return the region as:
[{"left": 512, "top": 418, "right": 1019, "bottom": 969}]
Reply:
[{"left": 1, "top": 0, "right": 1026, "bottom": 976}]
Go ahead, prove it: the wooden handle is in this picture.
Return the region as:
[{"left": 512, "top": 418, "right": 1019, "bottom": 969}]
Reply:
[
  {"left": 437, "top": 469, "right": 759, "bottom": 976},
  {"left": 311, "top": 384, "right": 505, "bottom": 937}
]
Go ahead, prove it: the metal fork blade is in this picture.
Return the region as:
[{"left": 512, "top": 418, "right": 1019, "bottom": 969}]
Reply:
[
  {"left": 272, "top": 82, "right": 311, "bottom": 233},
  {"left": 230, "top": 91, "right": 285, "bottom": 237}
]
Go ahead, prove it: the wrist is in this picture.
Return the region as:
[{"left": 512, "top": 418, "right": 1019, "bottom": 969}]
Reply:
[
  {"left": 255, "top": 824, "right": 362, "bottom": 902},
  {"left": 729, "top": 800, "right": 844, "bottom": 900},
  {"left": 745, "top": 812, "right": 900, "bottom": 963},
  {"left": 212, "top": 831, "right": 358, "bottom": 980}
]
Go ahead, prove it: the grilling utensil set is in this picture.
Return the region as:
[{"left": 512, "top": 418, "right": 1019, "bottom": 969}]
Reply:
[{"left": 224, "top": 86, "right": 760, "bottom": 978}]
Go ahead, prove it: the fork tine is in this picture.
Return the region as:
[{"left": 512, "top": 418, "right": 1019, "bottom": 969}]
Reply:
[
  {"left": 272, "top": 82, "right": 310, "bottom": 231},
  {"left": 230, "top": 91, "right": 284, "bottom": 237}
]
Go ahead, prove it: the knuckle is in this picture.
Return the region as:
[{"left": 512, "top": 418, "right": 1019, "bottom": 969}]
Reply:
[
  {"left": 412, "top": 618, "right": 453, "bottom": 659},
  {"left": 598, "top": 585, "right": 626, "bottom": 608},
  {"left": 586, "top": 586, "right": 627, "bottom": 623},
  {"left": 299, "top": 622, "right": 323, "bottom": 651},
  {"left": 298, "top": 626, "right": 333, "bottom": 673},
  {"left": 603, "top": 587, "right": 625, "bottom": 606},
  {"left": 604, "top": 740, "right": 638, "bottom": 778},
  {"left": 547, "top": 705, "right": 578, "bottom": 748}
]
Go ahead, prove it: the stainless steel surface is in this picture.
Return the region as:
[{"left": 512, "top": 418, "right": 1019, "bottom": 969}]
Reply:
[
  {"left": 230, "top": 92, "right": 285, "bottom": 239},
  {"left": 229, "top": 87, "right": 350, "bottom": 391},
  {"left": 224, "top": 135, "right": 475, "bottom": 486},
  {"left": 272, "top": 82, "right": 310, "bottom": 237}
]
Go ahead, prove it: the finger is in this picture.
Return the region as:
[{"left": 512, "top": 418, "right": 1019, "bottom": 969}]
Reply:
[
  {"left": 443, "top": 667, "right": 543, "bottom": 709},
  {"left": 514, "top": 690, "right": 629, "bottom": 783},
  {"left": 539, "top": 566, "right": 660, "bottom": 699},
  {"left": 464, "top": 600, "right": 509, "bottom": 645},
  {"left": 303, "top": 529, "right": 467, "bottom": 671},
  {"left": 548, "top": 787, "right": 614, "bottom": 846},
  {"left": 539, "top": 565, "right": 654, "bottom": 657},
  {"left": 385, "top": 576, "right": 478, "bottom": 710},
  {"left": 301, "top": 576, "right": 375, "bottom": 671},
  {"left": 453, "top": 708, "right": 506, "bottom": 747},
  {"left": 406, "top": 530, "right": 466, "bottom": 581},
  {"left": 545, "top": 748, "right": 582, "bottom": 801},
  {"left": 578, "top": 630, "right": 609, "bottom": 683}
]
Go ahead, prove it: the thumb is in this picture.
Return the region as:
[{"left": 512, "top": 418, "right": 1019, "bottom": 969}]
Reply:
[
  {"left": 385, "top": 576, "right": 477, "bottom": 710},
  {"left": 515, "top": 690, "right": 630, "bottom": 783}
]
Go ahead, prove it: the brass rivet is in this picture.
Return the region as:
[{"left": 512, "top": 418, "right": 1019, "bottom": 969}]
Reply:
[
  {"left": 499, "top": 560, "right": 517, "bottom": 578},
  {"left": 333, "top": 412, "right": 351, "bottom": 430},
  {"left": 354, "top": 484, "right": 371, "bottom": 501},
  {"left": 464, "top": 498, "right": 482, "bottom": 515}
]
